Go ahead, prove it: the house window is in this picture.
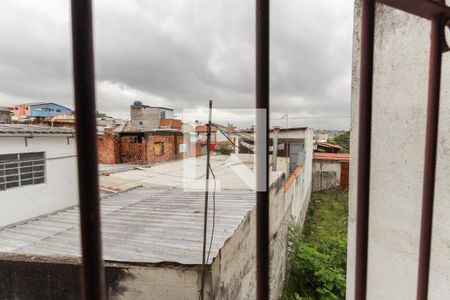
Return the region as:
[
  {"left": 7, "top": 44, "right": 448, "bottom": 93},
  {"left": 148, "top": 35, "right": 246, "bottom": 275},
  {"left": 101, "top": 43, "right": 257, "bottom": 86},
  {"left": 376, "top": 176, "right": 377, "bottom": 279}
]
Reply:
[
  {"left": 56, "top": 109, "right": 61, "bottom": 112},
  {"left": 0, "top": 152, "right": 46, "bottom": 191},
  {"left": 154, "top": 142, "right": 164, "bottom": 156},
  {"left": 160, "top": 111, "right": 166, "bottom": 119},
  {"left": 132, "top": 136, "right": 143, "bottom": 144}
]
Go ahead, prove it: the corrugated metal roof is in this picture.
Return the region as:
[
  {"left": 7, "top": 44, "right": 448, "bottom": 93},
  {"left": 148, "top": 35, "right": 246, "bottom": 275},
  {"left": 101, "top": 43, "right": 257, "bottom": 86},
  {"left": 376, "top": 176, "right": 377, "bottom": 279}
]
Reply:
[
  {"left": 315, "top": 141, "right": 343, "bottom": 150},
  {"left": 0, "top": 124, "right": 74, "bottom": 135},
  {"left": 313, "top": 152, "right": 350, "bottom": 161},
  {"left": 0, "top": 187, "right": 255, "bottom": 265}
]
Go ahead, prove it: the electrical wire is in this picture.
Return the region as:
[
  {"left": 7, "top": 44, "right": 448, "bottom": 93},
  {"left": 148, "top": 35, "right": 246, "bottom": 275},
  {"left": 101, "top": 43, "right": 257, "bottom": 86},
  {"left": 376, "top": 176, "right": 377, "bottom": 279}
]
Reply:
[
  {"left": 218, "top": 129, "right": 252, "bottom": 152},
  {"left": 205, "top": 164, "right": 216, "bottom": 266},
  {"left": 199, "top": 121, "right": 215, "bottom": 300}
]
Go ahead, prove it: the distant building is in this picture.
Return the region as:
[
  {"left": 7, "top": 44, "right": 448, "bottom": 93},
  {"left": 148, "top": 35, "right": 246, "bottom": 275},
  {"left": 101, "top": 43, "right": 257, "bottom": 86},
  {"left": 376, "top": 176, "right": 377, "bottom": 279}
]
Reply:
[
  {"left": 193, "top": 124, "right": 218, "bottom": 155},
  {"left": 315, "top": 131, "right": 329, "bottom": 142},
  {"left": 0, "top": 107, "right": 12, "bottom": 124},
  {"left": 0, "top": 124, "right": 77, "bottom": 227},
  {"left": 97, "top": 130, "right": 184, "bottom": 165},
  {"left": 12, "top": 102, "right": 72, "bottom": 118},
  {"left": 313, "top": 141, "right": 343, "bottom": 153},
  {"left": 130, "top": 100, "right": 174, "bottom": 131},
  {"left": 96, "top": 117, "right": 116, "bottom": 133},
  {"left": 30, "top": 113, "right": 76, "bottom": 129},
  {"left": 312, "top": 152, "right": 349, "bottom": 192}
]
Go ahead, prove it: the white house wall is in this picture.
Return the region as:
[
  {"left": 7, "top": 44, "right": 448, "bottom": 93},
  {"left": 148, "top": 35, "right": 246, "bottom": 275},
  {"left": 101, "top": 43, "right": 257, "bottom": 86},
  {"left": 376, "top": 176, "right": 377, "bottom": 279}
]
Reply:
[
  {"left": 0, "top": 136, "right": 78, "bottom": 227},
  {"left": 348, "top": 2, "right": 450, "bottom": 299}
]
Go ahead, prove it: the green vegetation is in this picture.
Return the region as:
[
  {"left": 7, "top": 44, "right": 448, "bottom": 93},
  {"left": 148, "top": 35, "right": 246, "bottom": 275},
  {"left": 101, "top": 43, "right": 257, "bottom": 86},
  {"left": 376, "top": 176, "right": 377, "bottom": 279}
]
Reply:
[
  {"left": 219, "top": 143, "right": 232, "bottom": 155},
  {"left": 329, "top": 132, "right": 350, "bottom": 153},
  {"left": 281, "top": 189, "right": 348, "bottom": 300}
]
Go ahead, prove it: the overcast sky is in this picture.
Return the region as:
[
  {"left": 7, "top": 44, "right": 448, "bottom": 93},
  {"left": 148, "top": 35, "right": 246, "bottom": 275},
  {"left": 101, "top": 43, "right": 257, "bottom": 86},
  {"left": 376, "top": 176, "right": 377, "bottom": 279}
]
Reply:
[{"left": 0, "top": 0, "right": 353, "bottom": 130}]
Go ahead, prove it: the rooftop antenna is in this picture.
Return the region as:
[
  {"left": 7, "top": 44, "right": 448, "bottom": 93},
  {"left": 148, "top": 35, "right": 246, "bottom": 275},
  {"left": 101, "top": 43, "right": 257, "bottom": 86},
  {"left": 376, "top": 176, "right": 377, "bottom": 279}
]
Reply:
[{"left": 200, "top": 100, "right": 213, "bottom": 300}]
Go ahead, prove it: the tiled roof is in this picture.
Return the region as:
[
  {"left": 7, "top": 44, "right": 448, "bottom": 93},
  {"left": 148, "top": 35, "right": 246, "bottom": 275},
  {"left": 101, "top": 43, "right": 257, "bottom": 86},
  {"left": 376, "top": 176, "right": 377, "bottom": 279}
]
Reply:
[
  {"left": 0, "top": 187, "right": 255, "bottom": 265},
  {"left": 0, "top": 124, "right": 74, "bottom": 135},
  {"left": 313, "top": 152, "right": 350, "bottom": 161}
]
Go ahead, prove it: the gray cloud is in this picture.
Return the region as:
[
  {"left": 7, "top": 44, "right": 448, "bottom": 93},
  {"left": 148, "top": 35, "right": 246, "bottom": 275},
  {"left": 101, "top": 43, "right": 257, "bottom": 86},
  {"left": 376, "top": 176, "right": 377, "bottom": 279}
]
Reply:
[{"left": 0, "top": 0, "right": 353, "bottom": 129}]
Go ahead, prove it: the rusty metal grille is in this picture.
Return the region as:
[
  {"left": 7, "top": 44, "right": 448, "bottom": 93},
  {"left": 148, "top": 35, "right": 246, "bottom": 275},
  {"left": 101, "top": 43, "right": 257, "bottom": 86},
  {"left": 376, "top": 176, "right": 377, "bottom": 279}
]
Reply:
[{"left": 68, "top": 0, "right": 448, "bottom": 299}]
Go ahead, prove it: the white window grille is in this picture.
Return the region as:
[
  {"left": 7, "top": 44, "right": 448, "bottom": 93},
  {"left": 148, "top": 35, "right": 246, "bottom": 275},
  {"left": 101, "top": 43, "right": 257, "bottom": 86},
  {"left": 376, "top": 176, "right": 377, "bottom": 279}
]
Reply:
[{"left": 0, "top": 152, "right": 46, "bottom": 191}]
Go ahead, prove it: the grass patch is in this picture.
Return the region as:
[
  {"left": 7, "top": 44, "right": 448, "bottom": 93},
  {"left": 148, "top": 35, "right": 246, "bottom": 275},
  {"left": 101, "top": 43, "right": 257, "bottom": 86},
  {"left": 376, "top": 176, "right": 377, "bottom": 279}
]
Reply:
[{"left": 281, "top": 188, "right": 348, "bottom": 300}]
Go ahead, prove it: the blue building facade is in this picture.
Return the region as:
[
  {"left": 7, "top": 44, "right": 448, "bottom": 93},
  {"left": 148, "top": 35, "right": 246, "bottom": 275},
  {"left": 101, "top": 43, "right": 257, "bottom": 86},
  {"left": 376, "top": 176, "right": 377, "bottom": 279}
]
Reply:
[{"left": 30, "top": 103, "right": 72, "bottom": 117}]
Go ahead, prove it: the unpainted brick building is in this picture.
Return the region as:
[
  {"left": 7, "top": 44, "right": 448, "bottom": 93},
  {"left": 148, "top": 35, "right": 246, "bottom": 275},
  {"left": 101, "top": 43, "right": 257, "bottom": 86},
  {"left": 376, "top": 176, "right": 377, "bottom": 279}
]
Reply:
[{"left": 97, "top": 130, "right": 184, "bottom": 165}]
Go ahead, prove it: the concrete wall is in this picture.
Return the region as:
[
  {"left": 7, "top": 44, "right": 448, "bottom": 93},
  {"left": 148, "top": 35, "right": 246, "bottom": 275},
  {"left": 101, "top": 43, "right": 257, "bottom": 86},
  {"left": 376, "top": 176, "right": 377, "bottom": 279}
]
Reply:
[
  {"left": 0, "top": 255, "right": 203, "bottom": 300},
  {"left": 130, "top": 106, "right": 161, "bottom": 131},
  {"left": 209, "top": 128, "right": 313, "bottom": 299},
  {"left": 0, "top": 136, "right": 78, "bottom": 227},
  {"left": 0, "top": 110, "right": 12, "bottom": 123},
  {"left": 347, "top": 2, "right": 450, "bottom": 299},
  {"left": 312, "top": 160, "right": 341, "bottom": 192}
]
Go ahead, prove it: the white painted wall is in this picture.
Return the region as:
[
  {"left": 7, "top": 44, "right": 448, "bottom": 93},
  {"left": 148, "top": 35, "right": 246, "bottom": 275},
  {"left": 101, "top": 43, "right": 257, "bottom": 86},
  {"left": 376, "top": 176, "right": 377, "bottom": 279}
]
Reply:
[
  {"left": 348, "top": 2, "right": 450, "bottom": 299},
  {"left": 0, "top": 136, "right": 78, "bottom": 227},
  {"left": 269, "top": 128, "right": 306, "bottom": 140},
  {"left": 312, "top": 160, "right": 341, "bottom": 192},
  {"left": 290, "top": 128, "right": 313, "bottom": 224}
]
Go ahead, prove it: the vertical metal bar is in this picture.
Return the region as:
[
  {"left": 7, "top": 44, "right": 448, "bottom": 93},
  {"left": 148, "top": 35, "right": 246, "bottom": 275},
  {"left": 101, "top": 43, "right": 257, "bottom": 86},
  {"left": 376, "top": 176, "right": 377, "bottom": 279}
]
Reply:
[
  {"left": 355, "top": 0, "right": 375, "bottom": 299},
  {"left": 256, "top": 0, "right": 269, "bottom": 299},
  {"left": 200, "top": 100, "right": 213, "bottom": 300},
  {"left": 70, "top": 1, "right": 106, "bottom": 299},
  {"left": 272, "top": 127, "right": 279, "bottom": 171},
  {"left": 416, "top": 14, "right": 445, "bottom": 300}
]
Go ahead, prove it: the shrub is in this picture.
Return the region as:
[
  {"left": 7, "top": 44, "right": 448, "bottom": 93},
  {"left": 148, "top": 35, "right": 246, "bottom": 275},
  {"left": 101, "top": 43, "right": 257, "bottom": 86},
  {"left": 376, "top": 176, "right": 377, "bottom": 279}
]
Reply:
[
  {"left": 281, "top": 189, "right": 348, "bottom": 300},
  {"left": 219, "top": 143, "right": 232, "bottom": 155}
]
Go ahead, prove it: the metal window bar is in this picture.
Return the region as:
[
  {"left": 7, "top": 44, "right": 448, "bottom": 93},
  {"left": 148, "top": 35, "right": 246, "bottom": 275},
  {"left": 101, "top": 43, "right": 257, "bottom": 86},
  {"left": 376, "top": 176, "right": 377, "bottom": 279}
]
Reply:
[
  {"left": 256, "top": 0, "right": 270, "bottom": 299},
  {"left": 0, "top": 153, "right": 46, "bottom": 191},
  {"left": 356, "top": 1, "right": 450, "bottom": 299},
  {"left": 70, "top": 0, "right": 106, "bottom": 299}
]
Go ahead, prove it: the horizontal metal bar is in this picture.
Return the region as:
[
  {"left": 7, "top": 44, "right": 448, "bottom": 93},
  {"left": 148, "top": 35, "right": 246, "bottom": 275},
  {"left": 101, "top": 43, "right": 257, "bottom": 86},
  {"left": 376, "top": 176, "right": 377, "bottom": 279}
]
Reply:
[
  {"left": 377, "top": 0, "right": 450, "bottom": 25},
  {"left": 4, "top": 177, "right": 45, "bottom": 184}
]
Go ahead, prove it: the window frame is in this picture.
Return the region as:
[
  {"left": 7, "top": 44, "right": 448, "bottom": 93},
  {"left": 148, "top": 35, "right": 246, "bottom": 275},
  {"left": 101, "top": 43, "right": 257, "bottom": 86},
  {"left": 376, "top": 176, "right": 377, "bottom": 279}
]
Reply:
[{"left": 0, "top": 152, "right": 46, "bottom": 191}]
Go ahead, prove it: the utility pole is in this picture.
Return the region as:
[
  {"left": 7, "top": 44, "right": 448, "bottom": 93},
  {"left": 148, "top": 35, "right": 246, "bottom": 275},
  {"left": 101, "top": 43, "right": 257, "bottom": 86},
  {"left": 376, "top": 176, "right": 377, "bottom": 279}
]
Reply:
[{"left": 200, "top": 100, "right": 213, "bottom": 300}]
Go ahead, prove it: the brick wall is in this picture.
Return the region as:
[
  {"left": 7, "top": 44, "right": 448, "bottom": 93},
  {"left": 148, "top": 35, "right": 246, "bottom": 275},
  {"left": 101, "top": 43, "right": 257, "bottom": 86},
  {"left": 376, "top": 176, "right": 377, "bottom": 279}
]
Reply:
[
  {"left": 159, "top": 119, "right": 182, "bottom": 130},
  {"left": 146, "top": 134, "right": 183, "bottom": 164},
  {"left": 98, "top": 133, "right": 186, "bottom": 165},
  {"left": 120, "top": 136, "right": 146, "bottom": 164},
  {"left": 97, "top": 135, "right": 119, "bottom": 164}
]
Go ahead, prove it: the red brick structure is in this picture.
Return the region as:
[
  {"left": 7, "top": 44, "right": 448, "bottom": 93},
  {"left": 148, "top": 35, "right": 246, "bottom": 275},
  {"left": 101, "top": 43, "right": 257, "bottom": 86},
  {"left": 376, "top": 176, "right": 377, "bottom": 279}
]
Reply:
[
  {"left": 98, "top": 135, "right": 120, "bottom": 164},
  {"left": 159, "top": 119, "right": 182, "bottom": 130},
  {"left": 97, "top": 131, "right": 184, "bottom": 165}
]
